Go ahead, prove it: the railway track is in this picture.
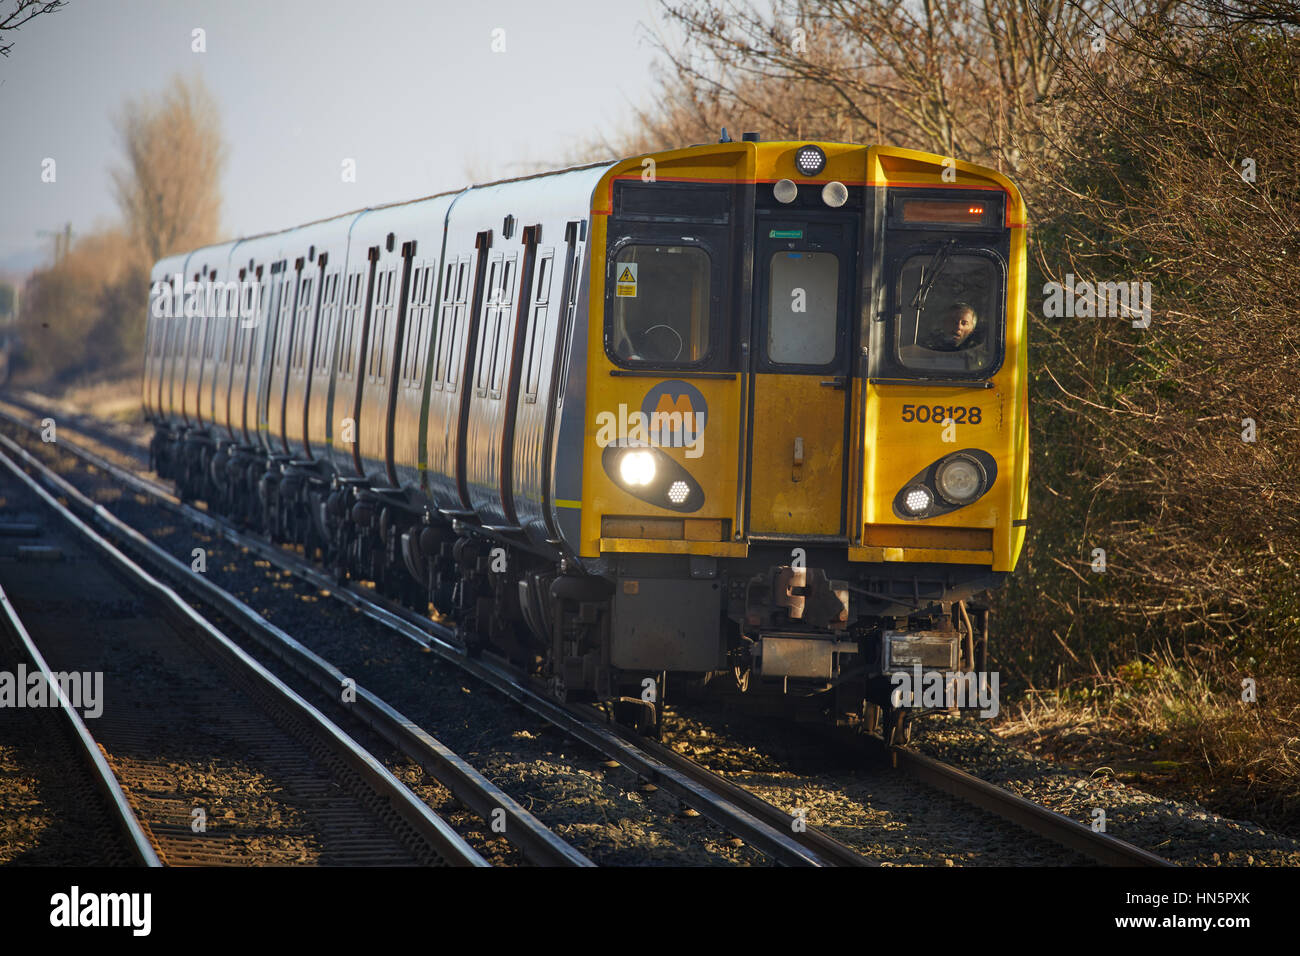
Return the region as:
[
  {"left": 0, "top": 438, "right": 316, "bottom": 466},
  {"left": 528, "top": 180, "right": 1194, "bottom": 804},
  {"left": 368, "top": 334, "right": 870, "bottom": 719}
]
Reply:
[
  {"left": 0, "top": 399, "right": 1173, "bottom": 866},
  {"left": 0, "top": 440, "right": 487, "bottom": 866},
  {"left": 0, "top": 579, "right": 160, "bottom": 866},
  {"left": 889, "top": 745, "right": 1171, "bottom": 866}
]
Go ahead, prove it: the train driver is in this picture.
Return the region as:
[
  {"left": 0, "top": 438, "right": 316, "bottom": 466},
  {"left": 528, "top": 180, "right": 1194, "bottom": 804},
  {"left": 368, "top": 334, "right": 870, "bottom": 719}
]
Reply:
[{"left": 923, "top": 302, "right": 983, "bottom": 352}]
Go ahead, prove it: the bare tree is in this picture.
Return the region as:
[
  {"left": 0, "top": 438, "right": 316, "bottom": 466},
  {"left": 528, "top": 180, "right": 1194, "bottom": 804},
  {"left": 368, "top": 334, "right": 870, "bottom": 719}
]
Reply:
[
  {"left": 636, "top": 1, "right": 1183, "bottom": 185},
  {"left": 111, "top": 74, "right": 226, "bottom": 263},
  {"left": 0, "top": 0, "right": 64, "bottom": 59}
]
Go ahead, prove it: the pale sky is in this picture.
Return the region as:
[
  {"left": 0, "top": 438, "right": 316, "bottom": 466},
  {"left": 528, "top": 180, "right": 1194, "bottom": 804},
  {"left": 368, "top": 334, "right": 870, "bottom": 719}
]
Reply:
[{"left": 0, "top": 0, "right": 676, "bottom": 272}]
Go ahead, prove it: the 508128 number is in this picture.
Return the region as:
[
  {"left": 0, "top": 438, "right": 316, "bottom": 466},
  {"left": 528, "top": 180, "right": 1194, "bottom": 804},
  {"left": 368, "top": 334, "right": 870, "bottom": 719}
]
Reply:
[{"left": 901, "top": 404, "right": 982, "bottom": 424}]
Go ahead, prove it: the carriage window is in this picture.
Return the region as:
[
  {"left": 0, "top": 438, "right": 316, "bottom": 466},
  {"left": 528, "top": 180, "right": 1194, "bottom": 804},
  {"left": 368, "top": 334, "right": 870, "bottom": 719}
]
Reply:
[
  {"left": 491, "top": 256, "right": 517, "bottom": 392},
  {"left": 275, "top": 278, "right": 295, "bottom": 368},
  {"left": 369, "top": 268, "right": 395, "bottom": 382},
  {"left": 477, "top": 260, "right": 501, "bottom": 391},
  {"left": 314, "top": 273, "right": 338, "bottom": 374},
  {"left": 220, "top": 290, "right": 235, "bottom": 363},
  {"left": 337, "top": 275, "right": 352, "bottom": 375},
  {"left": 433, "top": 261, "right": 455, "bottom": 385},
  {"left": 292, "top": 276, "right": 314, "bottom": 371},
  {"left": 767, "top": 251, "right": 838, "bottom": 365},
  {"left": 403, "top": 261, "right": 437, "bottom": 385},
  {"left": 894, "top": 251, "right": 1000, "bottom": 375},
  {"left": 268, "top": 283, "right": 282, "bottom": 368},
  {"left": 404, "top": 266, "right": 421, "bottom": 383},
  {"left": 524, "top": 251, "right": 554, "bottom": 399},
  {"left": 449, "top": 260, "right": 470, "bottom": 388},
  {"left": 608, "top": 244, "right": 710, "bottom": 365},
  {"left": 416, "top": 263, "right": 436, "bottom": 384},
  {"left": 222, "top": 287, "right": 237, "bottom": 361},
  {"left": 338, "top": 271, "right": 364, "bottom": 378},
  {"left": 203, "top": 315, "right": 217, "bottom": 360},
  {"left": 240, "top": 282, "right": 258, "bottom": 338}
]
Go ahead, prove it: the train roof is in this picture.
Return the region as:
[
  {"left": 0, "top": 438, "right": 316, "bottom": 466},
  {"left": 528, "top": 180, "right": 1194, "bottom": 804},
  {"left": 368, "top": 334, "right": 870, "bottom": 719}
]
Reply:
[{"left": 168, "top": 158, "right": 620, "bottom": 266}]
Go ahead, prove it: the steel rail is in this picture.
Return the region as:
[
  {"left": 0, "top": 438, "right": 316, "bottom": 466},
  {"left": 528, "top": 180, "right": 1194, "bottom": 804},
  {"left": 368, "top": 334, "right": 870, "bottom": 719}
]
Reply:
[
  {"left": 893, "top": 746, "right": 1173, "bottom": 867},
  {"left": 593, "top": 712, "right": 876, "bottom": 867},
  {"left": 0, "top": 441, "right": 489, "bottom": 867},
  {"left": 0, "top": 582, "right": 163, "bottom": 867}
]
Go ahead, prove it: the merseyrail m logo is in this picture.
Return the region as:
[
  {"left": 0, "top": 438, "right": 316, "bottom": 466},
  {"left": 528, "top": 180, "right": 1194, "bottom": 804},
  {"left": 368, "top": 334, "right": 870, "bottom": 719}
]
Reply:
[
  {"left": 641, "top": 380, "right": 708, "bottom": 446},
  {"left": 593, "top": 380, "right": 709, "bottom": 457}
]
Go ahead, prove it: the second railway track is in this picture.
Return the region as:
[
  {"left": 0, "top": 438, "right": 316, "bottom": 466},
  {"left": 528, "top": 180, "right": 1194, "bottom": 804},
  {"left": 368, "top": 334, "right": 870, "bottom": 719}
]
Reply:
[{"left": 0, "top": 441, "right": 487, "bottom": 866}]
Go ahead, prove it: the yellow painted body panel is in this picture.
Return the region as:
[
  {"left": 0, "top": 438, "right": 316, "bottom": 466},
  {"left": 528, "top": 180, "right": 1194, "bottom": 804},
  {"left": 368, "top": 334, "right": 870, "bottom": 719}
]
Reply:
[
  {"left": 860, "top": 147, "right": 1029, "bottom": 572},
  {"left": 581, "top": 145, "right": 756, "bottom": 560},
  {"left": 599, "top": 538, "right": 750, "bottom": 557},
  {"left": 578, "top": 141, "right": 1029, "bottom": 572},
  {"left": 748, "top": 373, "right": 846, "bottom": 535},
  {"left": 848, "top": 546, "right": 995, "bottom": 565}
]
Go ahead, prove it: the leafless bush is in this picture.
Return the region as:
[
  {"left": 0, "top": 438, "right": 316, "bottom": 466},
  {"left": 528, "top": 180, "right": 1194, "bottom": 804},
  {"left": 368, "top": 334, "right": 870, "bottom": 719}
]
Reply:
[
  {"left": 111, "top": 73, "right": 226, "bottom": 263},
  {"left": 19, "top": 74, "right": 226, "bottom": 383}
]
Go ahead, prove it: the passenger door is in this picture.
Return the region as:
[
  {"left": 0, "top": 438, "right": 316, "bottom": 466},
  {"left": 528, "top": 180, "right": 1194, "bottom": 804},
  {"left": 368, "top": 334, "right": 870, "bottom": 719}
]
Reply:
[{"left": 746, "top": 217, "right": 857, "bottom": 537}]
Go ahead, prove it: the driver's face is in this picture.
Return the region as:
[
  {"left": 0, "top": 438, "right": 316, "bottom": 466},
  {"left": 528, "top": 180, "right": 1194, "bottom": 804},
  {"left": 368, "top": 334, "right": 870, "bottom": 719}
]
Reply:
[{"left": 943, "top": 309, "right": 976, "bottom": 346}]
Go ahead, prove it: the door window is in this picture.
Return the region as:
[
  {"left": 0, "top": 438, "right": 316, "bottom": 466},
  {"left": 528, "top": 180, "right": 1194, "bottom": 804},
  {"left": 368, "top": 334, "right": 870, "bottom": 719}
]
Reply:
[{"left": 767, "top": 251, "right": 839, "bottom": 365}]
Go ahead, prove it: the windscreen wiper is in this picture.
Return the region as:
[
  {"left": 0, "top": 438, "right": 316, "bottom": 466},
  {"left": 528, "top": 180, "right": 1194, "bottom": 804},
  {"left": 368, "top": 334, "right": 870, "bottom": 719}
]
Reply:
[{"left": 910, "top": 238, "right": 957, "bottom": 311}]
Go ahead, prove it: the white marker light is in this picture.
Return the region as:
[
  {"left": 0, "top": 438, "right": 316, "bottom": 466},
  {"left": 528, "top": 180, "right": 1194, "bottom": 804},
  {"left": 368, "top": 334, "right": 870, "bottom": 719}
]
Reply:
[
  {"left": 903, "top": 485, "right": 933, "bottom": 515},
  {"left": 773, "top": 179, "right": 798, "bottom": 203},
  {"left": 667, "top": 480, "right": 689, "bottom": 504},
  {"left": 795, "top": 145, "right": 826, "bottom": 176}
]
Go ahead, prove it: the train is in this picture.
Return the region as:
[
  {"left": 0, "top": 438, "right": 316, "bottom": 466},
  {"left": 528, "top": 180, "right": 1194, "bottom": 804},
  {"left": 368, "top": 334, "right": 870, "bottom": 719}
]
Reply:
[{"left": 143, "top": 136, "right": 1029, "bottom": 741}]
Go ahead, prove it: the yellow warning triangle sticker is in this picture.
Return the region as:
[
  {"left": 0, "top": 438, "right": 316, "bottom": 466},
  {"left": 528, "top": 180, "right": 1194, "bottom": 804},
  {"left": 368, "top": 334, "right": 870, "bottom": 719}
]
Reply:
[{"left": 618, "top": 267, "right": 635, "bottom": 283}]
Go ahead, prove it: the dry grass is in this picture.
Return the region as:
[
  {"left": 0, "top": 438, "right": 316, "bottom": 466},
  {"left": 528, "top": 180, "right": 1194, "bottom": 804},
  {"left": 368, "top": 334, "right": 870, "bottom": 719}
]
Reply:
[
  {"left": 10, "top": 362, "right": 144, "bottom": 424},
  {"left": 997, "top": 644, "right": 1300, "bottom": 835},
  {"left": 51, "top": 373, "right": 144, "bottom": 423}
]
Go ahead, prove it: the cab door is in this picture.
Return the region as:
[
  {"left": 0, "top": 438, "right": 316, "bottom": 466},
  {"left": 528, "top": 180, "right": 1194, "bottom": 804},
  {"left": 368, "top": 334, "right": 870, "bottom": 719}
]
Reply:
[{"left": 747, "top": 217, "right": 856, "bottom": 537}]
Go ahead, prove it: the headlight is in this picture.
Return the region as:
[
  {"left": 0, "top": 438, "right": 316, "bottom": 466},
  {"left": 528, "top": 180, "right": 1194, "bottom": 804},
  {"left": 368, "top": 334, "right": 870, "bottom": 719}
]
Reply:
[
  {"left": 902, "top": 485, "right": 933, "bottom": 515},
  {"left": 618, "top": 450, "right": 656, "bottom": 487},
  {"left": 935, "top": 456, "right": 984, "bottom": 504}
]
